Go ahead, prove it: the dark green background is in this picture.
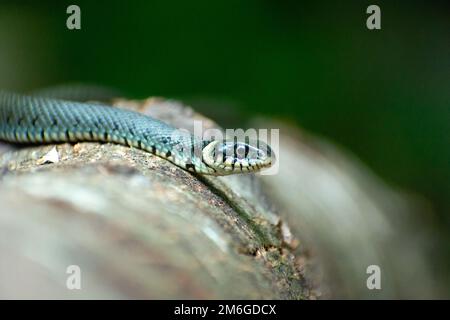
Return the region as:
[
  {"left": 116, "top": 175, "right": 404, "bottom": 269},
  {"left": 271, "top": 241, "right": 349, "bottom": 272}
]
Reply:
[{"left": 1, "top": 1, "right": 449, "bottom": 228}]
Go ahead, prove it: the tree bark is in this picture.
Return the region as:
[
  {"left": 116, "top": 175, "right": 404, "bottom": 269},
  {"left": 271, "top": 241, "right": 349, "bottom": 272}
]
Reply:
[
  {"left": 0, "top": 98, "right": 312, "bottom": 299},
  {"left": 0, "top": 97, "right": 442, "bottom": 299}
]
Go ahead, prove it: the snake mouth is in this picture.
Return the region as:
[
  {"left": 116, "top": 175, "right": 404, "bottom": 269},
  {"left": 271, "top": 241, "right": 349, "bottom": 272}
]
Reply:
[{"left": 202, "top": 140, "right": 273, "bottom": 175}]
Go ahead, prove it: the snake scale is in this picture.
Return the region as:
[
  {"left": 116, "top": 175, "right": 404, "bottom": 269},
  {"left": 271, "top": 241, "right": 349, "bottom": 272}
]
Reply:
[{"left": 0, "top": 90, "right": 273, "bottom": 175}]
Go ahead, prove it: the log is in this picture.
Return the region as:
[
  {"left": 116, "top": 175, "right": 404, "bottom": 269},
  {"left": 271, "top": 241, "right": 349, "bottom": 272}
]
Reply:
[
  {"left": 0, "top": 97, "right": 442, "bottom": 299},
  {"left": 0, "top": 98, "right": 312, "bottom": 299}
]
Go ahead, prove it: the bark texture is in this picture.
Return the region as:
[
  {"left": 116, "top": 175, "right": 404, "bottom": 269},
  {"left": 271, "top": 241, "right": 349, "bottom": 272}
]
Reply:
[
  {"left": 0, "top": 98, "right": 312, "bottom": 299},
  {"left": 0, "top": 97, "right": 442, "bottom": 299}
]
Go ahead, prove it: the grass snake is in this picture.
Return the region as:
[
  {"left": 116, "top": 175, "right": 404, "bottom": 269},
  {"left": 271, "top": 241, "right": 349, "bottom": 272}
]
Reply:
[{"left": 0, "top": 90, "right": 273, "bottom": 175}]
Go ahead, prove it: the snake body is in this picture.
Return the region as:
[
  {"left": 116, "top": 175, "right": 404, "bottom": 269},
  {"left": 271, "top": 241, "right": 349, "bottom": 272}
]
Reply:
[{"left": 0, "top": 91, "right": 273, "bottom": 175}]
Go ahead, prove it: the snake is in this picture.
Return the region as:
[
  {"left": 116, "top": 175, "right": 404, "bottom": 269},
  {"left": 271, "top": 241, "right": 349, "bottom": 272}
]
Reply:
[{"left": 0, "top": 90, "right": 273, "bottom": 175}]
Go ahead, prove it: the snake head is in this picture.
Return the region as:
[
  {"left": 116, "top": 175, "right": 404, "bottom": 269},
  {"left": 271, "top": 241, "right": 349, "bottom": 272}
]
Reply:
[{"left": 202, "top": 140, "right": 274, "bottom": 175}]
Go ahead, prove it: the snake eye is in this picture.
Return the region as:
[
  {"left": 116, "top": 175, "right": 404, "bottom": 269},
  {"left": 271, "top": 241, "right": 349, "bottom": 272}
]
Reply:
[{"left": 235, "top": 145, "right": 246, "bottom": 159}]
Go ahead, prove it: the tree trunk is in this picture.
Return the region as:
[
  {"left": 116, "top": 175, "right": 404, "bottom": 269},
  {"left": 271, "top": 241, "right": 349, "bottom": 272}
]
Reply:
[{"left": 0, "top": 98, "right": 312, "bottom": 299}]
